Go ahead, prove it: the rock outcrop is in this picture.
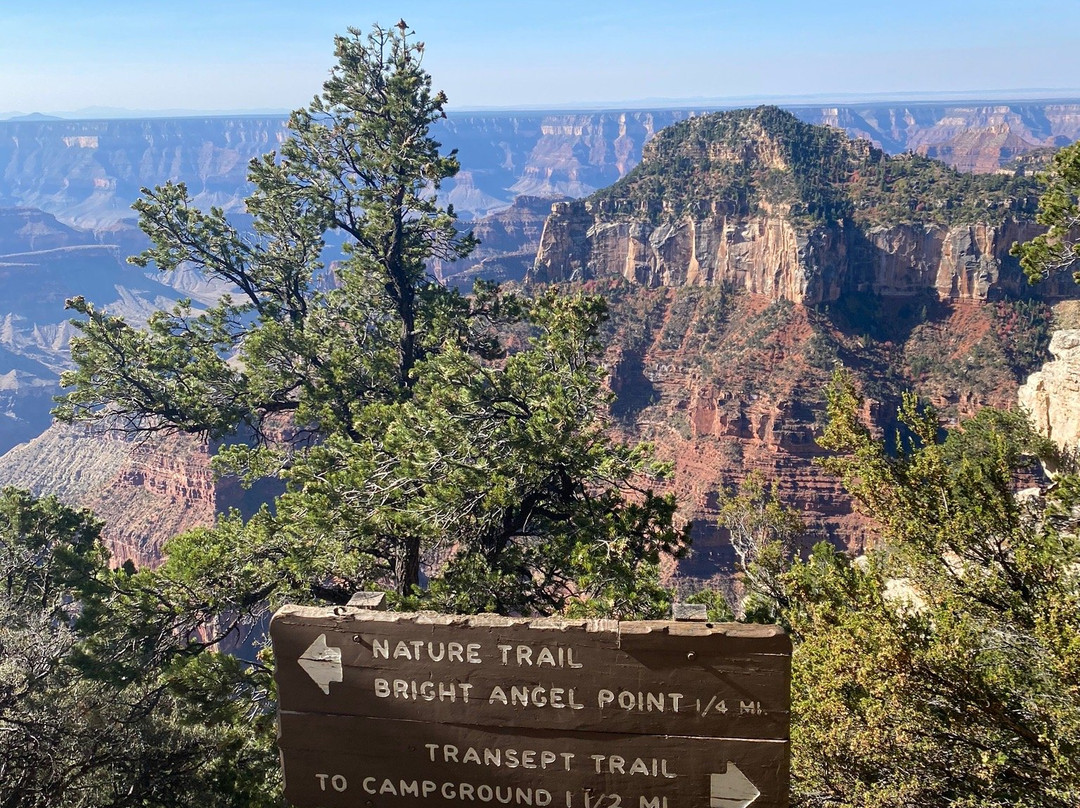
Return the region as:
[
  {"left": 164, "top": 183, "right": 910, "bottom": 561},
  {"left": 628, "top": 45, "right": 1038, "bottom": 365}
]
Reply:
[
  {"left": 432, "top": 196, "right": 570, "bottom": 288},
  {"left": 0, "top": 207, "right": 92, "bottom": 253},
  {"left": 531, "top": 107, "right": 1072, "bottom": 304},
  {"left": 536, "top": 108, "right": 1075, "bottom": 566},
  {"left": 1019, "top": 330, "right": 1080, "bottom": 454}
]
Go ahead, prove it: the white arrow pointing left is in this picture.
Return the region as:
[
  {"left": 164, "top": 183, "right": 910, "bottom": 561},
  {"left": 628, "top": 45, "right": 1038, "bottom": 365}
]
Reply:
[{"left": 298, "top": 633, "right": 342, "bottom": 695}]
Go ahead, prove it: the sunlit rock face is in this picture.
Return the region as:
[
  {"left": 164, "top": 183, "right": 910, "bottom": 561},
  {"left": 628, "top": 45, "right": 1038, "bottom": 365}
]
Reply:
[
  {"left": 531, "top": 107, "right": 1072, "bottom": 305},
  {"left": 1020, "top": 330, "right": 1080, "bottom": 454},
  {"left": 533, "top": 204, "right": 1063, "bottom": 305},
  {"left": 0, "top": 423, "right": 282, "bottom": 569}
]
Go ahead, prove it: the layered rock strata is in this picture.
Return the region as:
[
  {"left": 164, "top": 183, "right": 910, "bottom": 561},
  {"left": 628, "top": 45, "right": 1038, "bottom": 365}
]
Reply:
[
  {"left": 0, "top": 423, "right": 279, "bottom": 568},
  {"left": 533, "top": 205, "right": 1066, "bottom": 304},
  {"left": 2, "top": 102, "right": 1078, "bottom": 232},
  {"left": 531, "top": 107, "right": 1073, "bottom": 304}
]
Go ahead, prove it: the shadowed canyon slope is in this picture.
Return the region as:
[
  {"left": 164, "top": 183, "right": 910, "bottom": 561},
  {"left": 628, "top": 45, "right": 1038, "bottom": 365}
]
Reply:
[
  {"left": 0, "top": 207, "right": 230, "bottom": 454},
  {"left": 599, "top": 284, "right": 1058, "bottom": 573}
]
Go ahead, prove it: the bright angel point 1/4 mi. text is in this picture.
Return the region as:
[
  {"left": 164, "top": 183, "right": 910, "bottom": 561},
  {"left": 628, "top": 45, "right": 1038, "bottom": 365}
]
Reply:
[{"left": 369, "top": 635, "right": 765, "bottom": 716}]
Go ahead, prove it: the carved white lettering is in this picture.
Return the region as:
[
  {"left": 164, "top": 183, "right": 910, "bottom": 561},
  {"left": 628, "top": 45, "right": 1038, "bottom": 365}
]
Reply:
[
  {"left": 597, "top": 689, "right": 683, "bottom": 713},
  {"left": 376, "top": 780, "right": 529, "bottom": 802},
  {"left": 498, "top": 644, "right": 582, "bottom": 668},
  {"left": 373, "top": 678, "right": 473, "bottom": 703},
  {"left": 589, "top": 756, "right": 676, "bottom": 778},
  {"left": 378, "top": 639, "right": 486, "bottom": 664},
  {"left": 425, "top": 744, "right": 574, "bottom": 771},
  {"left": 463, "top": 747, "right": 483, "bottom": 765}
]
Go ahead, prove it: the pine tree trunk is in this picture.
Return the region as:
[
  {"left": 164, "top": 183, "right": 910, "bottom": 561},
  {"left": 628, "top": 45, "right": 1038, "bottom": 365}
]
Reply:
[{"left": 399, "top": 538, "right": 421, "bottom": 596}]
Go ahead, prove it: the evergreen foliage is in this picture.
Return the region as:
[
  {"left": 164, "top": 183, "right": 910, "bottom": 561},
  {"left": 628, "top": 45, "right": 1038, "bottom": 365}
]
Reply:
[
  {"left": 37, "top": 24, "right": 688, "bottom": 803},
  {"left": 0, "top": 489, "right": 278, "bottom": 808},
  {"left": 760, "top": 371, "right": 1080, "bottom": 807},
  {"left": 56, "top": 23, "right": 477, "bottom": 446},
  {"left": 1012, "top": 141, "right": 1080, "bottom": 283},
  {"left": 53, "top": 23, "right": 684, "bottom": 606},
  {"left": 715, "top": 473, "right": 803, "bottom": 622}
]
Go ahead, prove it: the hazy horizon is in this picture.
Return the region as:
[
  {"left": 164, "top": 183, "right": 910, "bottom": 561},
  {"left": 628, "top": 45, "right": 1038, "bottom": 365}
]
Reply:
[{"left": 6, "top": 88, "right": 1080, "bottom": 122}]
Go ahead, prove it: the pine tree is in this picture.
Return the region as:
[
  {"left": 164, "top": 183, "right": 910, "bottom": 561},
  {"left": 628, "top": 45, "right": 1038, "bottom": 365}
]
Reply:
[{"left": 54, "top": 22, "right": 685, "bottom": 606}]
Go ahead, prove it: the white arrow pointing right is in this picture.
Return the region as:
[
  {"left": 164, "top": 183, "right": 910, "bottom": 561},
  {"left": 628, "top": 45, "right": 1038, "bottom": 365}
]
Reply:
[
  {"left": 710, "top": 762, "right": 761, "bottom": 808},
  {"left": 298, "top": 633, "right": 343, "bottom": 695}
]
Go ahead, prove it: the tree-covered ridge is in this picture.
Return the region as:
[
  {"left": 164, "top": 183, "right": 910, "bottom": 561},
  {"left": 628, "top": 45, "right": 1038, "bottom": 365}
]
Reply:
[
  {"left": 592, "top": 106, "right": 863, "bottom": 224},
  {"left": 590, "top": 106, "right": 1039, "bottom": 227},
  {"left": 848, "top": 150, "right": 1039, "bottom": 227}
]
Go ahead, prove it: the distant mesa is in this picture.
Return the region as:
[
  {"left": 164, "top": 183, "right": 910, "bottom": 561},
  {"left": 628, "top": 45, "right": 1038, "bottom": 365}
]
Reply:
[{"left": 7, "top": 112, "right": 63, "bottom": 121}]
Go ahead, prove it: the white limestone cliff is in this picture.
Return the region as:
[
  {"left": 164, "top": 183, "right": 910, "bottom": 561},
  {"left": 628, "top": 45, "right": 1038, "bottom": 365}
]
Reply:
[{"left": 1019, "top": 330, "right": 1080, "bottom": 453}]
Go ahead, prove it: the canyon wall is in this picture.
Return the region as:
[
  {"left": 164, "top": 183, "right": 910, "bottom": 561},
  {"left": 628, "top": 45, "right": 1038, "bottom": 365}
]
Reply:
[
  {"left": 0, "top": 208, "right": 232, "bottom": 453},
  {"left": 1, "top": 102, "right": 1078, "bottom": 572},
  {"left": 0, "top": 423, "right": 279, "bottom": 568},
  {"left": 533, "top": 205, "right": 1072, "bottom": 304},
  {"left": 528, "top": 108, "right": 1076, "bottom": 568},
  {"left": 809, "top": 102, "right": 1080, "bottom": 171},
  {"left": 2, "top": 102, "right": 1078, "bottom": 233}
]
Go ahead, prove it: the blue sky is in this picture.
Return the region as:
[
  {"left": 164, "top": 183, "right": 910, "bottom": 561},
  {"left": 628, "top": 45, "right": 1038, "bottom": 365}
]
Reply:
[{"left": 2, "top": 0, "right": 1079, "bottom": 114}]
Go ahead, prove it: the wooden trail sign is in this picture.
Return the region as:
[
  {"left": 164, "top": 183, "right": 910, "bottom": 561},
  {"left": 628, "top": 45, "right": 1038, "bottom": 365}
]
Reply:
[{"left": 271, "top": 606, "right": 791, "bottom": 808}]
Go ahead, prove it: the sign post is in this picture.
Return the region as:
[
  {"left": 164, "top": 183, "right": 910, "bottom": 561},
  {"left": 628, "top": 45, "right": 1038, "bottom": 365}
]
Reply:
[{"left": 271, "top": 606, "right": 790, "bottom": 808}]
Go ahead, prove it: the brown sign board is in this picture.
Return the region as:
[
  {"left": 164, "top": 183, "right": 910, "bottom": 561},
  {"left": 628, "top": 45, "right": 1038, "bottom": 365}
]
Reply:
[{"left": 271, "top": 607, "right": 791, "bottom": 808}]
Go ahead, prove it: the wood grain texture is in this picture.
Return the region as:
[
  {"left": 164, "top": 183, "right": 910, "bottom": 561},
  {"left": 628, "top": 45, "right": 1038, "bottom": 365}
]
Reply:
[
  {"left": 271, "top": 607, "right": 791, "bottom": 808},
  {"left": 278, "top": 714, "right": 789, "bottom": 808}
]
